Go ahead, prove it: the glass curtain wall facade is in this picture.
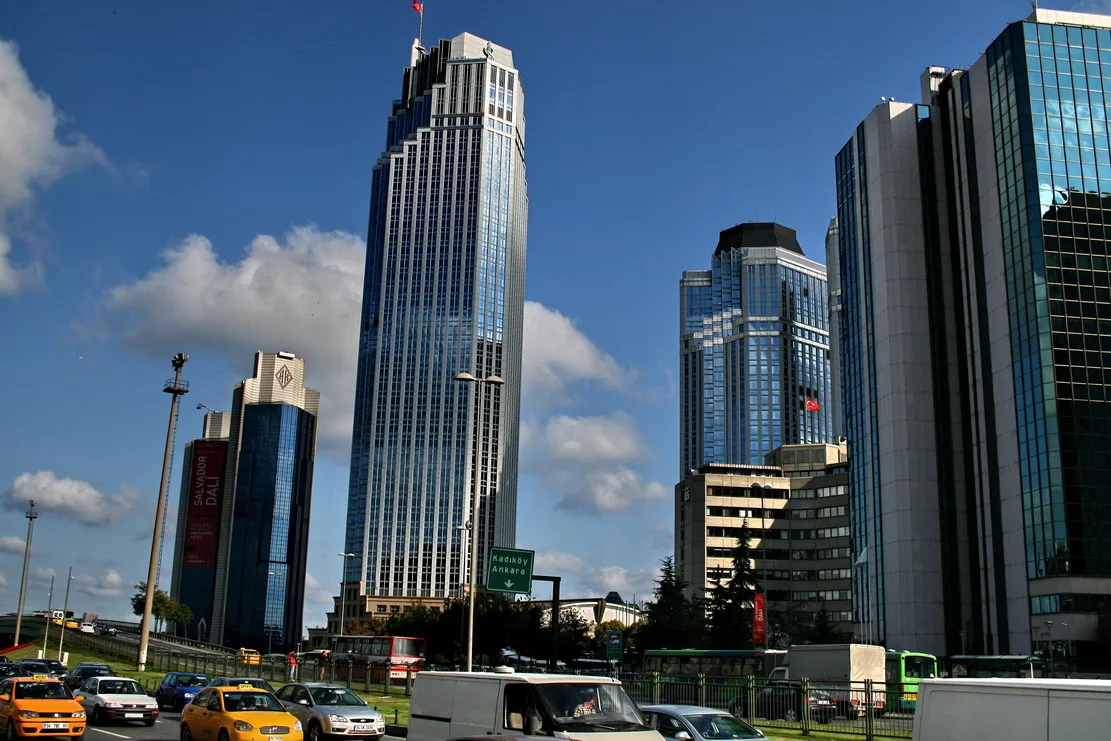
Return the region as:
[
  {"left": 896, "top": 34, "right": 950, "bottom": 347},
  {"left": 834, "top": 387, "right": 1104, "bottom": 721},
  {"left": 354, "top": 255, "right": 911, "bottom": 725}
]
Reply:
[
  {"left": 679, "top": 223, "right": 834, "bottom": 475},
  {"left": 224, "top": 404, "right": 316, "bottom": 653},
  {"left": 347, "top": 34, "right": 527, "bottom": 601}
]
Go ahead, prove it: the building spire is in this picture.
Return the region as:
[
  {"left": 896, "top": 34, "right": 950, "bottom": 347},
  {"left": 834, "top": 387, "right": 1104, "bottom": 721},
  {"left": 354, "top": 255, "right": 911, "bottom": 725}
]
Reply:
[{"left": 412, "top": 1, "right": 424, "bottom": 47}]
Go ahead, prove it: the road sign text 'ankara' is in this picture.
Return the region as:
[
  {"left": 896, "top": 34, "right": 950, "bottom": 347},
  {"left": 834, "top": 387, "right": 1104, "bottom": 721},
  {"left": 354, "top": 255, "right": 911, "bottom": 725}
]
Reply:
[{"left": 486, "top": 546, "right": 535, "bottom": 594}]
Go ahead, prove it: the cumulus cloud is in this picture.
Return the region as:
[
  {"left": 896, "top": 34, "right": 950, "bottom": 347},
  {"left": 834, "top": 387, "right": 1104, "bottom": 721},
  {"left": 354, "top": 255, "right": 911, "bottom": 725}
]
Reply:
[
  {"left": 32, "top": 567, "right": 57, "bottom": 588},
  {"left": 530, "top": 551, "right": 658, "bottom": 601},
  {"left": 522, "top": 302, "right": 629, "bottom": 395},
  {"left": 3, "top": 471, "right": 138, "bottom": 526},
  {"left": 75, "top": 569, "right": 125, "bottom": 598},
  {"left": 534, "top": 551, "right": 584, "bottom": 574},
  {"left": 0, "top": 39, "right": 107, "bottom": 295},
  {"left": 0, "top": 569, "right": 7, "bottom": 593},
  {"left": 525, "top": 411, "right": 668, "bottom": 513},
  {"left": 303, "top": 572, "right": 336, "bottom": 628},
  {"left": 0, "top": 535, "right": 26, "bottom": 554}
]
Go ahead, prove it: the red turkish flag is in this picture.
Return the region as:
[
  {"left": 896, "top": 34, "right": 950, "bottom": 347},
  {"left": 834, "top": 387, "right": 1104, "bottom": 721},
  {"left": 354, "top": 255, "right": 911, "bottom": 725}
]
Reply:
[
  {"left": 805, "top": 397, "right": 820, "bottom": 412},
  {"left": 412, "top": 0, "right": 423, "bottom": 13}
]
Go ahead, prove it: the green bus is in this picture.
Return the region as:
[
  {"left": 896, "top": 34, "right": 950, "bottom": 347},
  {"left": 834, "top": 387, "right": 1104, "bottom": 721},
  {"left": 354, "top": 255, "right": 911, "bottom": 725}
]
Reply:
[
  {"left": 642, "top": 649, "right": 788, "bottom": 677},
  {"left": 884, "top": 651, "right": 938, "bottom": 712}
]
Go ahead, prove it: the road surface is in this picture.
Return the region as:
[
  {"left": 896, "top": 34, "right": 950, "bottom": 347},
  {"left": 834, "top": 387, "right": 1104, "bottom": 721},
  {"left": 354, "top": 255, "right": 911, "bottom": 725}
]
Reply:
[{"left": 83, "top": 710, "right": 405, "bottom": 741}]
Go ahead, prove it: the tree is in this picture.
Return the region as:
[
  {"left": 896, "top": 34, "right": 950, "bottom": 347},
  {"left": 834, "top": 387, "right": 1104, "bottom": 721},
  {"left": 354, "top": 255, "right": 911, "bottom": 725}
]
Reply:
[
  {"left": 345, "top": 616, "right": 385, "bottom": 636},
  {"left": 590, "top": 619, "right": 627, "bottom": 659},
  {"left": 809, "top": 608, "right": 840, "bottom": 643},
  {"left": 131, "top": 582, "right": 190, "bottom": 634},
  {"left": 706, "top": 524, "right": 757, "bottom": 649},
  {"left": 636, "top": 557, "right": 704, "bottom": 654}
]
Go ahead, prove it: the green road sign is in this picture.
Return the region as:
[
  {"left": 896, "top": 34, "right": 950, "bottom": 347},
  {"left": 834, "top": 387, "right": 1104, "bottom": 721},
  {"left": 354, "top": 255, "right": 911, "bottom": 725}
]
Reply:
[
  {"left": 486, "top": 546, "right": 535, "bottom": 594},
  {"left": 606, "top": 630, "right": 623, "bottom": 660}
]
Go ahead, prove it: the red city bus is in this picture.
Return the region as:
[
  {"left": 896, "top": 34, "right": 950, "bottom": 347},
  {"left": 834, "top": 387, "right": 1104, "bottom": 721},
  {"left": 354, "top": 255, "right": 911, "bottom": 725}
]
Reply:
[{"left": 332, "top": 635, "right": 426, "bottom": 680}]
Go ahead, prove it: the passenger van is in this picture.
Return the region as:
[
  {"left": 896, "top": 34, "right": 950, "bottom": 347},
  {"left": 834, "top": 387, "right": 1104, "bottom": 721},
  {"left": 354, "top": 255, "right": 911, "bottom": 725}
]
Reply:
[
  {"left": 408, "top": 669, "right": 664, "bottom": 741},
  {"left": 912, "top": 677, "right": 1111, "bottom": 741}
]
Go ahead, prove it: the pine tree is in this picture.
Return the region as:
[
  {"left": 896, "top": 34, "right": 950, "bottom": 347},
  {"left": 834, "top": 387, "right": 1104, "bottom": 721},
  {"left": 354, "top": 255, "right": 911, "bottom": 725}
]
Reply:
[
  {"left": 638, "top": 557, "right": 703, "bottom": 652},
  {"left": 706, "top": 522, "right": 757, "bottom": 649}
]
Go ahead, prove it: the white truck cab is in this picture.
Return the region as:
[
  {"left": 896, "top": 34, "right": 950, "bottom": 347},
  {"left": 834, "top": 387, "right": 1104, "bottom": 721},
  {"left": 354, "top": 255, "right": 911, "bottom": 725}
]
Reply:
[{"left": 408, "top": 669, "right": 663, "bottom": 741}]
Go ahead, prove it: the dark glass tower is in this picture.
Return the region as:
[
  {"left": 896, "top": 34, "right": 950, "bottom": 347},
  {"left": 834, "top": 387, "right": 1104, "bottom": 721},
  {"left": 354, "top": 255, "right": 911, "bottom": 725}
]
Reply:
[{"left": 345, "top": 33, "right": 527, "bottom": 602}]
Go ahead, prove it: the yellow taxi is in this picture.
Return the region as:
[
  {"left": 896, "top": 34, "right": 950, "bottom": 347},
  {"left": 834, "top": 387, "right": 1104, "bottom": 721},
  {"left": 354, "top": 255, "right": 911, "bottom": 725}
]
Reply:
[
  {"left": 64, "top": 621, "right": 79, "bottom": 631},
  {"left": 181, "top": 685, "right": 302, "bottom": 741},
  {"left": 0, "top": 674, "right": 86, "bottom": 740}
]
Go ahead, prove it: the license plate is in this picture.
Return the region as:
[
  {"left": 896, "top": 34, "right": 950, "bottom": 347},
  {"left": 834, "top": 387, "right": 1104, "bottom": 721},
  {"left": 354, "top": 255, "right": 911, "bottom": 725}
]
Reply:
[
  {"left": 43, "top": 723, "right": 68, "bottom": 730},
  {"left": 353, "top": 725, "right": 375, "bottom": 732},
  {"left": 270, "top": 736, "right": 284, "bottom": 741},
  {"left": 124, "top": 713, "right": 143, "bottom": 718}
]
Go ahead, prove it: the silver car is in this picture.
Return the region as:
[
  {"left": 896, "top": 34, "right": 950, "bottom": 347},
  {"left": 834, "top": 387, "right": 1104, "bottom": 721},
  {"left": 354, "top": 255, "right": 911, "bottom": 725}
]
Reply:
[
  {"left": 275, "top": 683, "right": 385, "bottom": 741},
  {"left": 641, "top": 705, "right": 766, "bottom": 741}
]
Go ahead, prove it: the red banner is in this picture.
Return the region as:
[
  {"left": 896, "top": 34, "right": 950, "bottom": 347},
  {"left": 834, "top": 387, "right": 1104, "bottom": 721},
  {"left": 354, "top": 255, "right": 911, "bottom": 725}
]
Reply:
[
  {"left": 752, "top": 592, "right": 766, "bottom": 645},
  {"left": 183, "top": 440, "right": 227, "bottom": 569}
]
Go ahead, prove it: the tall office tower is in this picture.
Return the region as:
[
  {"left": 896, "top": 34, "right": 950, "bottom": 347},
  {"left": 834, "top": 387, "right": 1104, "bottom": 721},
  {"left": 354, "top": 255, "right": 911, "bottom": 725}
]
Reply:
[
  {"left": 836, "top": 8, "right": 1111, "bottom": 668},
  {"left": 209, "top": 351, "right": 320, "bottom": 652},
  {"left": 825, "top": 218, "right": 845, "bottom": 441},
  {"left": 679, "top": 223, "right": 834, "bottom": 474},
  {"left": 170, "top": 411, "right": 230, "bottom": 640},
  {"left": 345, "top": 33, "right": 527, "bottom": 611}
]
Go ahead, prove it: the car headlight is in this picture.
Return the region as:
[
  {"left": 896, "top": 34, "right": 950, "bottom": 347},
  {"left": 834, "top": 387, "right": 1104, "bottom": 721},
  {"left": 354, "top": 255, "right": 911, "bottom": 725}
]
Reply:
[
  {"left": 328, "top": 715, "right": 349, "bottom": 723},
  {"left": 73, "top": 712, "right": 86, "bottom": 719},
  {"left": 106, "top": 703, "right": 123, "bottom": 709},
  {"left": 234, "top": 721, "right": 255, "bottom": 732},
  {"left": 294, "top": 721, "right": 303, "bottom": 731},
  {"left": 18, "top": 711, "right": 40, "bottom": 719}
]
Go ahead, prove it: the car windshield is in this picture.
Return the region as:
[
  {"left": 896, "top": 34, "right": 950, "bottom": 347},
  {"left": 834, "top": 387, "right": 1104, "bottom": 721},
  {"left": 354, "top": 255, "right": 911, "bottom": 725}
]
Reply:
[
  {"left": 179, "top": 676, "right": 209, "bottom": 688},
  {"left": 42, "top": 662, "right": 64, "bottom": 672},
  {"left": 683, "top": 713, "right": 762, "bottom": 739},
  {"left": 222, "top": 692, "right": 284, "bottom": 712},
  {"left": 309, "top": 687, "right": 366, "bottom": 707},
  {"left": 222, "top": 679, "right": 273, "bottom": 691},
  {"left": 99, "top": 681, "right": 143, "bottom": 695},
  {"left": 0, "top": 666, "right": 27, "bottom": 677},
  {"left": 534, "top": 683, "right": 645, "bottom": 731},
  {"left": 22, "top": 663, "right": 47, "bottom": 672},
  {"left": 16, "top": 682, "right": 72, "bottom": 700}
]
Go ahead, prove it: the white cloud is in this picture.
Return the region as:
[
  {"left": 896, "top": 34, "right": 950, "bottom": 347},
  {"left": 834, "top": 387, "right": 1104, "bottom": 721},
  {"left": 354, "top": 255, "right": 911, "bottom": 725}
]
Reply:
[
  {"left": 0, "top": 535, "right": 25, "bottom": 554},
  {"left": 102, "top": 226, "right": 364, "bottom": 456},
  {"left": 304, "top": 572, "right": 334, "bottom": 606},
  {"left": 0, "top": 39, "right": 107, "bottom": 296},
  {"left": 0, "top": 569, "right": 7, "bottom": 593},
  {"left": 534, "top": 551, "right": 584, "bottom": 574},
  {"left": 542, "top": 411, "right": 650, "bottom": 465},
  {"left": 75, "top": 569, "right": 125, "bottom": 598},
  {"left": 3, "top": 472, "right": 138, "bottom": 526},
  {"left": 579, "top": 565, "right": 659, "bottom": 600},
  {"left": 522, "top": 302, "right": 629, "bottom": 395},
  {"left": 32, "top": 567, "right": 56, "bottom": 588}
]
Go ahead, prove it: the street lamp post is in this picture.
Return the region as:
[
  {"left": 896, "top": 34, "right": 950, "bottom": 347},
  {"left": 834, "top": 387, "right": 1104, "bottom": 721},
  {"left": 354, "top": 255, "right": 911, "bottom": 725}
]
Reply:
[
  {"left": 42, "top": 575, "right": 55, "bottom": 657},
  {"left": 12, "top": 500, "right": 38, "bottom": 646},
  {"left": 454, "top": 371, "right": 505, "bottom": 672},
  {"left": 138, "top": 353, "right": 190, "bottom": 672},
  {"left": 338, "top": 553, "right": 356, "bottom": 636},
  {"left": 57, "top": 568, "right": 73, "bottom": 661}
]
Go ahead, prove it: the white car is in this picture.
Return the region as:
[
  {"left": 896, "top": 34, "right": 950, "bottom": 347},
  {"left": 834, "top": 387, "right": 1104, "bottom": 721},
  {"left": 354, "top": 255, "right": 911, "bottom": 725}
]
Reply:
[
  {"left": 74, "top": 676, "right": 160, "bottom": 726},
  {"left": 78, "top": 623, "right": 96, "bottom": 634}
]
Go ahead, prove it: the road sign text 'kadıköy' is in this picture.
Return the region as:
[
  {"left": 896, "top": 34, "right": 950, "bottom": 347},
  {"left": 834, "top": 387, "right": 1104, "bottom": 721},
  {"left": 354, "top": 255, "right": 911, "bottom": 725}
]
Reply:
[{"left": 486, "top": 546, "right": 535, "bottom": 594}]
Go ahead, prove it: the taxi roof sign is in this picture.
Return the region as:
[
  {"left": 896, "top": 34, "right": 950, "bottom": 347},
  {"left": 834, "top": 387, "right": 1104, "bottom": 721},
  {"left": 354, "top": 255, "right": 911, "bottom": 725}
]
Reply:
[
  {"left": 237, "top": 683, "right": 255, "bottom": 689},
  {"left": 32, "top": 674, "right": 51, "bottom": 680}
]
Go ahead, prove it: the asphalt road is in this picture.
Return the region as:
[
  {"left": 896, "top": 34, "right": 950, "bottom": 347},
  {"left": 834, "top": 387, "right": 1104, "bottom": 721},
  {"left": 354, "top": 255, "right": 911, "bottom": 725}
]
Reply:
[
  {"left": 107, "top": 632, "right": 229, "bottom": 657},
  {"left": 83, "top": 711, "right": 404, "bottom": 741}
]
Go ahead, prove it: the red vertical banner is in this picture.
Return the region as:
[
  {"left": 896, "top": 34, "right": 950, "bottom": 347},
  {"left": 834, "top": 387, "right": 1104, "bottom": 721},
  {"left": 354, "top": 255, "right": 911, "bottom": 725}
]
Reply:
[
  {"left": 183, "top": 440, "right": 228, "bottom": 568},
  {"left": 752, "top": 592, "right": 766, "bottom": 645}
]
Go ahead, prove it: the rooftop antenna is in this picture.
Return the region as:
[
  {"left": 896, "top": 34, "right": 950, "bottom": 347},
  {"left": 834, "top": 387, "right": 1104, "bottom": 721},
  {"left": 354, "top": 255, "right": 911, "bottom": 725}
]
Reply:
[{"left": 412, "top": 0, "right": 424, "bottom": 47}]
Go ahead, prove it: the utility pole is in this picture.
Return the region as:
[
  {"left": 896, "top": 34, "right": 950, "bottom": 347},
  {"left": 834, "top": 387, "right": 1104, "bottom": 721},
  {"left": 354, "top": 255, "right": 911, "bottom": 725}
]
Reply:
[
  {"left": 57, "top": 568, "right": 72, "bottom": 661},
  {"left": 138, "top": 353, "right": 190, "bottom": 672},
  {"left": 12, "top": 500, "right": 38, "bottom": 646}
]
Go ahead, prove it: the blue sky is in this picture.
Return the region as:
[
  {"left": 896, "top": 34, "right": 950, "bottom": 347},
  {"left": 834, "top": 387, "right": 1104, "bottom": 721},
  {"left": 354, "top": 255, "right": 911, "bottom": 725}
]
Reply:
[{"left": 0, "top": 0, "right": 1055, "bottom": 628}]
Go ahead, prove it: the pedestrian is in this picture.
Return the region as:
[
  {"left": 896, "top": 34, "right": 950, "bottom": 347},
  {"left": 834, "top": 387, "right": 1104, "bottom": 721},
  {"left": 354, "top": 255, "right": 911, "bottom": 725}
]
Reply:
[{"left": 287, "top": 651, "right": 298, "bottom": 681}]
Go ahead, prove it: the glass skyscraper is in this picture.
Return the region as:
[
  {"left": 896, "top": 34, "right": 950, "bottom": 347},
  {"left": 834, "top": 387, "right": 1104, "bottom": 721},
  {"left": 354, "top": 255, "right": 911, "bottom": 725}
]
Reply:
[
  {"left": 835, "top": 8, "right": 1111, "bottom": 669},
  {"left": 679, "top": 223, "right": 835, "bottom": 474},
  {"left": 345, "top": 33, "right": 527, "bottom": 605}
]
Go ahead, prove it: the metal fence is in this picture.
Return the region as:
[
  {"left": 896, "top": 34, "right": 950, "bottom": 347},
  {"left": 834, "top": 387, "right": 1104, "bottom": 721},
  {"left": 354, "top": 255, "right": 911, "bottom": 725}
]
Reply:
[
  {"left": 621, "top": 674, "right": 913, "bottom": 740},
  {"left": 146, "top": 653, "right": 417, "bottom": 698}
]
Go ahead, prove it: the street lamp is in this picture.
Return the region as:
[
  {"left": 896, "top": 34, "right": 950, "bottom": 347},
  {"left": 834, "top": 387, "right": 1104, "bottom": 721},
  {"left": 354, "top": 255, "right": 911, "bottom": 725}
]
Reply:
[
  {"left": 338, "top": 553, "right": 356, "bottom": 637},
  {"left": 454, "top": 371, "right": 505, "bottom": 672},
  {"left": 12, "top": 500, "right": 38, "bottom": 646},
  {"left": 42, "top": 575, "right": 55, "bottom": 656},
  {"left": 57, "top": 568, "right": 73, "bottom": 661}
]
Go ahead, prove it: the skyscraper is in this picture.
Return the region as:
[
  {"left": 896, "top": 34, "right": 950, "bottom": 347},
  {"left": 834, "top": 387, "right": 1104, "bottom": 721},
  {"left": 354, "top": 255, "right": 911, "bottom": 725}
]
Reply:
[
  {"left": 344, "top": 33, "right": 527, "bottom": 611},
  {"left": 209, "top": 351, "right": 319, "bottom": 651},
  {"left": 679, "top": 223, "right": 835, "bottom": 473},
  {"left": 835, "top": 8, "right": 1111, "bottom": 668},
  {"left": 170, "top": 411, "right": 230, "bottom": 640},
  {"left": 825, "top": 218, "right": 845, "bottom": 441}
]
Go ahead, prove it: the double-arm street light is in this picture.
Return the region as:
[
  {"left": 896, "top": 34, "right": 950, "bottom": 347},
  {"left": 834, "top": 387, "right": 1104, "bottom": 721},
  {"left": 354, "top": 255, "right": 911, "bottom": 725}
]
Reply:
[
  {"left": 454, "top": 371, "right": 505, "bottom": 672},
  {"left": 338, "top": 553, "right": 356, "bottom": 637}
]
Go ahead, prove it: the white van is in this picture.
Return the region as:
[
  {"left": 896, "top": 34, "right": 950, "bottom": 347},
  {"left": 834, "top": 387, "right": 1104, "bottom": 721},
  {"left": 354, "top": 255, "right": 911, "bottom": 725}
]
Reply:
[
  {"left": 408, "top": 669, "right": 663, "bottom": 741},
  {"left": 912, "top": 677, "right": 1111, "bottom": 741}
]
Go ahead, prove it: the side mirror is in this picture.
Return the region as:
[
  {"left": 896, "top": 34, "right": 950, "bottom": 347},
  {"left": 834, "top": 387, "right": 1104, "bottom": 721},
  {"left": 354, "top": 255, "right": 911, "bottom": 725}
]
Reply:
[
  {"left": 298, "top": 699, "right": 310, "bottom": 706},
  {"left": 0, "top": 695, "right": 9, "bottom": 702},
  {"left": 675, "top": 733, "right": 693, "bottom": 741}
]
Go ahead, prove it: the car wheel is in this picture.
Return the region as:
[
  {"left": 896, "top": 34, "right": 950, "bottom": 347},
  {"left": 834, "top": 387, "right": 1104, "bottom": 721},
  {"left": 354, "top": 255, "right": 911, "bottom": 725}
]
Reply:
[
  {"left": 817, "top": 713, "right": 832, "bottom": 725},
  {"left": 783, "top": 707, "right": 799, "bottom": 723},
  {"left": 308, "top": 720, "right": 324, "bottom": 741},
  {"left": 92, "top": 708, "right": 104, "bottom": 726},
  {"left": 6, "top": 719, "right": 17, "bottom": 741},
  {"left": 218, "top": 729, "right": 230, "bottom": 741},
  {"left": 144, "top": 718, "right": 156, "bottom": 727},
  {"left": 180, "top": 723, "right": 192, "bottom": 741}
]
